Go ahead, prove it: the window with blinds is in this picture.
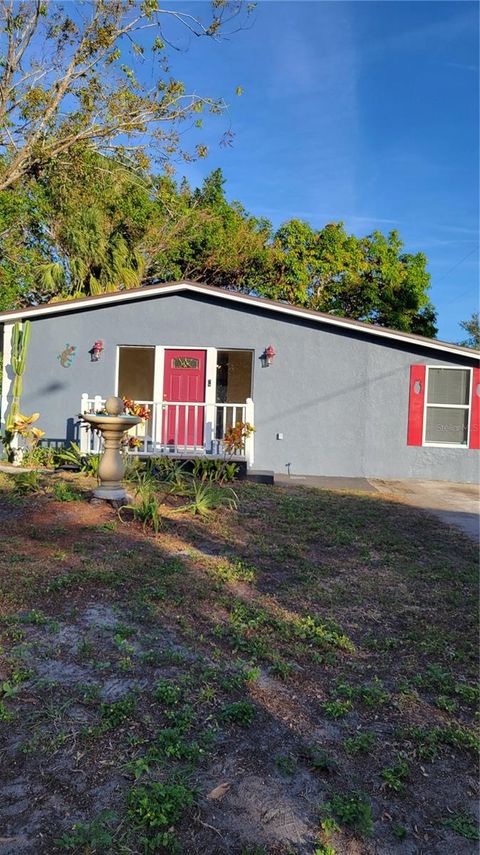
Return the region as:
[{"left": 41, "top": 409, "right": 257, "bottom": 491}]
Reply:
[{"left": 424, "top": 368, "right": 470, "bottom": 445}]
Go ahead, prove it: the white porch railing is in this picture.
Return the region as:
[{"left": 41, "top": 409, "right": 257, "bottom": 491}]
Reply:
[{"left": 79, "top": 394, "right": 255, "bottom": 467}]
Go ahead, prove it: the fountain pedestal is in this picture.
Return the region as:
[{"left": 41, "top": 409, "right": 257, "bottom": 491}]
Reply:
[{"left": 79, "top": 396, "right": 141, "bottom": 502}]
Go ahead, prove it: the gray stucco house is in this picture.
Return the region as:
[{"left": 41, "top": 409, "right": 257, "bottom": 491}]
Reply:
[{"left": 1, "top": 280, "right": 479, "bottom": 482}]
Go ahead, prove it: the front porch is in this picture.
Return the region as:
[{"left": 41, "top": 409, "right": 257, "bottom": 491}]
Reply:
[{"left": 79, "top": 395, "right": 255, "bottom": 466}]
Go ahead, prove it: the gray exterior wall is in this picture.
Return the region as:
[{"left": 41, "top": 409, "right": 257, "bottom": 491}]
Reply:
[{"left": 3, "top": 290, "right": 479, "bottom": 482}]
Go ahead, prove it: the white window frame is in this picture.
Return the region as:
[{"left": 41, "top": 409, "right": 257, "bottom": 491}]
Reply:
[{"left": 422, "top": 365, "right": 472, "bottom": 449}]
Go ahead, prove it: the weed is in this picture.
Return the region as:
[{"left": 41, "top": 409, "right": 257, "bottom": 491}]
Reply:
[
  {"left": 11, "top": 470, "right": 40, "bottom": 495},
  {"left": 214, "top": 558, "right": 256, "bottom": 583},
  {"left": 270, "top": 659, "right": 294, "bottom": 680},
  {"left": 436, "top": 695, "right": 458, "bottom": 713},
  {"left": 153, "top": 679, "right": 182, "bottom": 707},
  {"left": 275, "top": 753, "right": 297, "bottom": 775},
  {"left": 156, "top": 727, "right": 204, "bottom": 762},
  {"left": 220, "top": 700, "right": 256, "bottom": 727},
  {"left": 381, "top": 758, "right": 409, "bottom": 792},
  {"left": 392, "top": 824, "right": 407, "bottom": 840},
  {"left": 52, "top": 480, "right": 83, "bottom": 502},
  {"left": 322, "top": 699, "right": 352, "bottom": 719},
  {"left": 99, "top": 694, "right": 137, "bottom": 731},
  {"left": 77, "top": 638, "right": 95, "bottom": 659},
  {"left": 400, "top": 724, "right": 479, "bottom": 759},
  {"left": 127, "top": 780, "right": 194, "bottom": 835},
  {"left": 343, "top": 731, "right": 376, "bottom": 754},
  {"left": 442, "top": 811, "right": 479, "bottom": 841},
  {"left": 55, "top": 809, "right": 117, "bottom": 850},
  {"left": 325, "top": 791, "right": 374, "bottom": 837},
  {"left": 357, "top": 679, "right": 390, "bottom": 707},
  {"left": 0, "top": 700, "right": 14, "bottom": 721},
  {"left": 308, "top": 746, "right": 336, "bottom": 772}
]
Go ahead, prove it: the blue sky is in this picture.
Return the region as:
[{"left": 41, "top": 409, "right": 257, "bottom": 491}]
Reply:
[{"left": 152, "top": 1, "right": 478, "bottom": 342}]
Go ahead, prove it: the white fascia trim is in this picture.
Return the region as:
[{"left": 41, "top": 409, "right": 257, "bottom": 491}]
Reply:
[{"left": 0, "top": 281, "right": 478, "bottom": 362}]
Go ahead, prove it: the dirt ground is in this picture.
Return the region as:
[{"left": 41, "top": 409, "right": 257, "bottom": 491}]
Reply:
[{"left": 0, "top": 471, "right": 478, "bottom": 855}]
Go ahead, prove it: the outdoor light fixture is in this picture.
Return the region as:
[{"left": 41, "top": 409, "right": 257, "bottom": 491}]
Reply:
[
  {"left": 90, "top": 340, "right": 104, "bottom": 362},
  {"left": 261, "top": 345, "right": 276, "bottom": 367}
]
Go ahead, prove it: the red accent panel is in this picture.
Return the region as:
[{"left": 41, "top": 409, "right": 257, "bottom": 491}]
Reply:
[
  {"left": 469, "top": 368, "right": 480, "bottom": 449},
  {"left": 407, "top": 364, "right": 426, "bottom": 446},
  {"left": 163, "top": 350, "right": 206, "bottom": 447}
]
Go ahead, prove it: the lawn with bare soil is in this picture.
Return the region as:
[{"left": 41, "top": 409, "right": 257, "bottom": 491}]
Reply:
[{"left": 0, "top": 470, "right": 478, "bottom": 855}]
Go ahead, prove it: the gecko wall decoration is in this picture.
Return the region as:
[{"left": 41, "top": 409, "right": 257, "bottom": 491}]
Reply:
[{"left": 57, "top": 344, "right": 77, "bottom": 368}]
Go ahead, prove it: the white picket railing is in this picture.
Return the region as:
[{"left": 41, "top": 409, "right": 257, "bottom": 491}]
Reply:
[{"left": 79, "top": 394, "right": 255, "bottom": 466}]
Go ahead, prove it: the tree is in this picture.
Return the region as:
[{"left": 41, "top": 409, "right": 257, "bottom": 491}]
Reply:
[
  {"left": 0, "top": 0, "right": 252, "bottom": 191},
  {"left": 458, "top": 312, "right": 480, "bottom": 349},
  {"left": 263, "top": 221, "right": 437, "bottom": 337},
  {"left": 143, "top": 168, "right": 274, "bottom": 293},
  {"left": 0, "top": 147, "right": 158, "bottom": 306}
]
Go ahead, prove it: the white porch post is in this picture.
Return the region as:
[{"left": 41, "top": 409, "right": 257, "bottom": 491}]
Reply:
[
  {"left": 153, "top": 347, "right": 165, "bottom": 450},
  {"left": 79, "top": 393, "right": 89, "bottom": 452},
  {"left": 244, "top": 397, "right": 255, "bottom": 468},
  {"left": 204, "top": 347, "right": 217, "bottom": 454}
]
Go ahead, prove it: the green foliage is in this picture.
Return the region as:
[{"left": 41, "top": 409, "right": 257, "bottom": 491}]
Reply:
[
  {"left": 55, "top": 443, "right": 100, "bottom": 477},
  {"left": 275, "top": 753, "right": 297, "bottom": 775},
  {"left": 381, "top": 758, "right": 410, "bottom": 792},
  {"left": 52, "top": 481, "right": 83, "bottom": 502},
  {"left": 325, "top": 791, "right": 374, "bottom": 837},
  {"left": 214, "top": 558, "right": 256, "bottom": 583},
  {"left": 11, "top": 470, "right": 40, "bottom": 495},
  {"left": 127, "top": 780, "right": 194, "bottom": 832},
  {"left": 177, "top": 479, "right": 238, "bottom": 515},
  {"left": 55, "top": 810, "right": 117, "bottom": 851},
  {"left": 266, "top": 221, "right": 436, "bottom": 336},
  {"left": 120, "top": 484, "right": 162, "bottom": 533},
  {"left": 343, "top": 731, "right": 376, "bottom": 754},
  {"left": 458, "top": 312, "right": 480, "bottom": 349},
  {"left": 220, "top": 700, "right": 256, "bottom": 727},
  {"left": 153, "top": 679, "right": 182, "bottom": 707},
  {"left": 442, "top": 811, "right": 479, "bottom": 841},
  {"left": 399, "top": 724, "right": 480, "bottom": 760},
  {"left": 308, "top": 746, "right": 336, "bottom": 772},
  {"left": 322, "top": 699, "right": 353, "bottom": 719},
  {"left": 99, "top": 694, "right": 137, "bottom": 731},
  {"left": 192, "top": 457, "right": 238, "bottom": 483}
]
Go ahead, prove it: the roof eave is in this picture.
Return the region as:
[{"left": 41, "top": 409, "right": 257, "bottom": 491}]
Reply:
[{"left": 0, "top": 280, "right": 478, "bottom": 361}]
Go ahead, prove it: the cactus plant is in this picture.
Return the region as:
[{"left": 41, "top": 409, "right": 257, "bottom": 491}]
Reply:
[{"left": 7, "top": 321, "right": 31, "bottom": 429}]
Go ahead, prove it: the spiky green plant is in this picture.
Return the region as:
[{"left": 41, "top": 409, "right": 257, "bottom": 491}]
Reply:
[{"left": 8, "top": 321, "right": 30, "bottom": 429}]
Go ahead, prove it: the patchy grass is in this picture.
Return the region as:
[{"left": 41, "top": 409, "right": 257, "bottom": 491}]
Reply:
[{"left": 0, "top": 471, "right": 478, "bottom": 854}]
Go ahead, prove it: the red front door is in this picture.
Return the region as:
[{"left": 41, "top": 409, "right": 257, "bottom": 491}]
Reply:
[{"left": 163, "top": 350, "right": 206, "bottom": 447}]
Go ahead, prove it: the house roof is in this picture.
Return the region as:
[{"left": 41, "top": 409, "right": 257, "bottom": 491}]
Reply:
[{"left": 0, "top": 279, "right": 478, "bottom": 360}]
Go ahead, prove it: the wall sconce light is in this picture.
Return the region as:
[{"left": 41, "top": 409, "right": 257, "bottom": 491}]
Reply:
[
  {"left": 90, "top": 340, "right": 104, "bottom": 362},
  {"left": 261, "top": 345, "right": 276, "bottom": 367}
]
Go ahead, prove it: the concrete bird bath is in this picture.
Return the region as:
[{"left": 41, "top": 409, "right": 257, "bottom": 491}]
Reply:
[{"left": 79, "top": 396, "right": 141, "bottom": 502}]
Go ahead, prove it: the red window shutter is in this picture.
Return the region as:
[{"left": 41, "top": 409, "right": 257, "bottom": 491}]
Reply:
[
  {"left": 407, "top": 364, "right": 426, "bottom": 446},
  {"left": 469, "top": 367, "right": 480, "bottom": 449}
]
